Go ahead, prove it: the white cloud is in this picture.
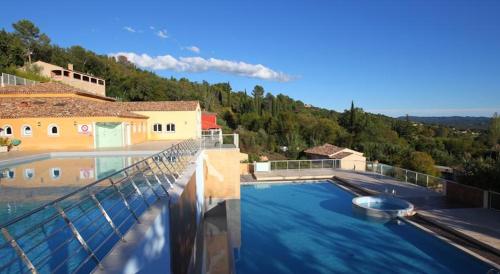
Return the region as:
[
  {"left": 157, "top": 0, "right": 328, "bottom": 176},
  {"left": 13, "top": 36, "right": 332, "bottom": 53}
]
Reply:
[
  {"left": 123, "top": 26, "right": 136, "bottom": 33},
  {"left": 184, "top": 46, "right": 201, "bottom": 54},
  {"left": 149, "top": 26, "right": 155, "bottom": 30},
  {"left": 109, "top": 52, "right": 293, "bottom": 82},
  {"left": 157, "top": 30, "right": 168, "bottom": 39}
]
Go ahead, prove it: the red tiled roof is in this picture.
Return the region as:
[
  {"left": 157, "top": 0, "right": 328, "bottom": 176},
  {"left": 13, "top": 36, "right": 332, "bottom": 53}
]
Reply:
[
  {"left": 117, "top": 101, "right": 200, "bottom": 111},
  {"left": 304, "top": 143, "right": 345, "bottom": 156},
  {"left": 330, "top": 152, "right": 353, "bottom": 159},
  {"left": 0, "top": 97, "right": 147, "bottom": 119},
  {"left": 0, "top": 82, "right": 115, "bottom": 101}
]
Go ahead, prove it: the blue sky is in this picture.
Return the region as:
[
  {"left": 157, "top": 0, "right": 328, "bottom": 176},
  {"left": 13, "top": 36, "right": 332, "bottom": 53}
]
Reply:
[{"left": 1, "top": 0, "right": 499, "bottom": 117}]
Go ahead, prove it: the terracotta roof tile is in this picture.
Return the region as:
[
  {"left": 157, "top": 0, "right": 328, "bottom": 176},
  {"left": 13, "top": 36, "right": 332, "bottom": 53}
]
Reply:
[
  {"left": 304, "top": 143, "right": 345, "bottom": 156},
  {"left": 118, "top": 101, "right": 199, "bottom": 111},
  {"left": 0, "top": 82, "right": 115, "bottom": 101},
  {"left": 0, "top": 97, "right": 147, "bottom": 119},
  {"left": 330, "top": 151, "right": 353, "bottom": 159}
]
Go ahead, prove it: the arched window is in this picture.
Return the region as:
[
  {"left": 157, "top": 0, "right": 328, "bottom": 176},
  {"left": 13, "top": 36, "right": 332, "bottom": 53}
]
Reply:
[
  {"left": 24, "top": 169, "right": 35, "bottom": 180},
  {"left": 2, "top": 125, "right": 13, "bottom": 136},
  {"left": 51, "top": 168, "right": 61, "bottom": 179},
  {"left": 153, "top": 123, "right": 162, "bottom": 133},
  {"left": 166, "top": 123, "right": 176, "bottom": 133},
  {"left": 22, "top": 125, "right": 32, "bottom": 136},
  {"left": 48, "top": 124, "right": 60, "bottom": 136}
]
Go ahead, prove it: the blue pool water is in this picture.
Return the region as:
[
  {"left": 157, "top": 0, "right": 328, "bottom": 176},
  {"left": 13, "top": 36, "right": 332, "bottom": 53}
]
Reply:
[{"left": 236, "top": 182, "right": 493, "bottom": 274}]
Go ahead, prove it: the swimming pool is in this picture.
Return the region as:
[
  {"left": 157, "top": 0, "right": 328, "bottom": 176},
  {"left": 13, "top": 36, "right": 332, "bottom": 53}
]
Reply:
[
  {"left": 236, "top": 181, "right": 493, "bottom": 274},
  {"left": 0, "top": 156, "right": 145, "bottom": 223}
]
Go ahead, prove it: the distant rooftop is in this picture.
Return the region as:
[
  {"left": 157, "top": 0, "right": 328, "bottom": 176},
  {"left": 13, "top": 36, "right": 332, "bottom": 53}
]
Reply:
[
  {"left": 0, "top": 82, "right": 115, "bottom": 102},
  {"left": 304, "top": 143, "right": 345, "bottom": 156},
  {"left": 118, "top": 101, "right": 200, "bottom": 111},
  {"left": 0, "top": 97, "right": 146, "bottom": 119}
]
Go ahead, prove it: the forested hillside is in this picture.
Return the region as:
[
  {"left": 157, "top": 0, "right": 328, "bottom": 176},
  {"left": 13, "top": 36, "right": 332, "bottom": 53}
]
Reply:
[
  {"left": 1, "top": 20, "right": 499, "bottom": 191},
  {"left": 399, "top": 116, "right": 491, "bottom": 130}
]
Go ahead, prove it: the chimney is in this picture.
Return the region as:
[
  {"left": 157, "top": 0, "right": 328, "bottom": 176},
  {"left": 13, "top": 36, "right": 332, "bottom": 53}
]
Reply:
[{"left": 67, "top": 64, "right": 73, "bottom": 71}]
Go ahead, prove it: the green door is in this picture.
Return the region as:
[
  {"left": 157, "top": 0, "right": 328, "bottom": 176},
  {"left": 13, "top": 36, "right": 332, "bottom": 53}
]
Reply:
[{"left": 95, "top": 122, "right": 124, "bottom": 148}]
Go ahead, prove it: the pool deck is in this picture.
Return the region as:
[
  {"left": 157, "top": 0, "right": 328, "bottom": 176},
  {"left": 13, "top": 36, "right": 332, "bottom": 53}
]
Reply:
[
  {"left": 249, "top": 169, "right": 500, "bottom": 263},
  {"left": 0, "top": 140, "right": 179, "bottom": 167}
]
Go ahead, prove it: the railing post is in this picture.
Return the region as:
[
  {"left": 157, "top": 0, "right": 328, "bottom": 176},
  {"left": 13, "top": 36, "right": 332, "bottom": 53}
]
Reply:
[
  {"left": 125, "top": 170, "right": 151, "bottom": 207},
  {"left": 109, "top": 178, "right": 140, "bottom": 222},
  {"left": 134, "top": 165, "right": 162, "bottom": 197},
  {"left": 426, "top": 175, "right": 429, "bottom": 187},
  {"left": 160, "top": 152, "right": 181, "bottom": 179},
  {"left": 55, "top": 204, "right": 103, "bottom": 269},
  {"left": 415, "top": 173, "right": 418, "bottom": 185},
  {"left": 405, "top": 170, "right": 408, "bottom": 182},
  {"left": 145, "top": 160, "right": 171, "bottom": 191},
  {"left": 1, "top": 227, "right": 38, "bottom": 274},
  {"left": 90, "top": 194, "right": 125, "bottom": 242}
]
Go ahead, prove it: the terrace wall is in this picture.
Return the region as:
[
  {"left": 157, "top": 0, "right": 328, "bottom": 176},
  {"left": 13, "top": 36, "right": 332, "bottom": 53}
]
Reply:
[{"left": 446, "top": 181, "right": 485, "bottom": 208}]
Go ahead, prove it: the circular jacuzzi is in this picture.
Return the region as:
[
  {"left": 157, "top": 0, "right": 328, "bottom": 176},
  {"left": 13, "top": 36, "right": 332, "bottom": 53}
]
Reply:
[{"left": 352, "top": 195, "right": 415, "bottom": 219}]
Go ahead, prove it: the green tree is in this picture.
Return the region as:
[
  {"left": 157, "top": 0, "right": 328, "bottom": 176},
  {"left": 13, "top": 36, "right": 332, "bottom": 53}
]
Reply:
[
  {"left": 252, "top": 85, "right": 264, "bottom": 115},
  {"left": 488, "top": 112, "right": 500, "bottom": 147},
  {"left": 12, "top": 19, "right": 50, "bottom": 64},
  {"left": 405, "top": 151, "right": 439, "bottom": 176}
]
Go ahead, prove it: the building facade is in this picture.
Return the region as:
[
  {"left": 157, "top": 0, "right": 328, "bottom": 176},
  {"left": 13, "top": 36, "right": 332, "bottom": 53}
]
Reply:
[{"left": 0, "top": 82, "right": 201, "bottom": 151}]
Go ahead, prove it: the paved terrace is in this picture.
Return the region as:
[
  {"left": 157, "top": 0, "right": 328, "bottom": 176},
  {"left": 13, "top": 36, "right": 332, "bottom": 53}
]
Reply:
[{"left": 252, "top": 168, "right": 500, "bottom": 263}]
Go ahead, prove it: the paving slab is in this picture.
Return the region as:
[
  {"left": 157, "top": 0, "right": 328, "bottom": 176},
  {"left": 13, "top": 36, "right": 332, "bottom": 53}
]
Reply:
[{"left": 418, "top": 208, "right": 500, "bottom": 255}]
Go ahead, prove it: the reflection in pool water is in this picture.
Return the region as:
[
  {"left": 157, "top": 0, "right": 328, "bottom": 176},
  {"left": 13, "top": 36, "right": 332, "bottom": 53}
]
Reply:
[{"left": 0, "top": 156, "right": 145, "bottom": 224}]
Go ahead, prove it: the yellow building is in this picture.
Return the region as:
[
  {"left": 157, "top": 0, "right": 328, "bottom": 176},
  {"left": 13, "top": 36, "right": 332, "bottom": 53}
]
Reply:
[
  {"left": 0, "top": 82, "right": 201, "bottom": 151},
  {"left": 119, "top": 101, "right": 202, "bottom": 140}
]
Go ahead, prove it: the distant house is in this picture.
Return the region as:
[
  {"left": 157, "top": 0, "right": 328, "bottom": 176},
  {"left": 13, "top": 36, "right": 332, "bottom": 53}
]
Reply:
[
  {"left": 201, "top": 112, "right": 221, "bottom": 135},
  {"left": 304, "top": 143, "right": 366, "bottom": 171},
  {"left": 31, "top": 61, "right": 106, "bottom": 97}
]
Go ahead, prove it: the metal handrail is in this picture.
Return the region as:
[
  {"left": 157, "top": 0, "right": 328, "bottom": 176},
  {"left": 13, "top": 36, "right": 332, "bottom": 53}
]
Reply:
[
  {"left": 0, "top": 73, "right": 39, "bottom": 87},
  {"left": 268, "top": 159, "right": 341, "bottom": 170},
  {"left": 0, "top": 141, "right": 193, "bottom": 228},
  {"left": 366, "top": 161, "right": 452, "bottom": 193},
  {"left": 0, "top": 139, "right": 200, "bottom": 274},
  {"left": 201, "top": 133, "right": 239, "bottom": 148}
]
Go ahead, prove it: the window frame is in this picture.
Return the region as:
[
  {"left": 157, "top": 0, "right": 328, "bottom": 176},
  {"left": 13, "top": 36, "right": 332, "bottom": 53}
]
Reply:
[
  {"left": 21, "top": 124, "right": 33, "bottom": 137},
  {"left": 47, "top": 124, "right": 60, "bottom": 136},
  {"left": 165, "top": 123, "right": 176, "bottom": 133},
  {"left": 153, "top": 123, "right": 163, "bottom": 133},
  {"left": 50, "top": 168, "right": 62, "bottom": 180},
  {"left": 24, "top": 168, "right": 35, "bottom": 180},
  {"left": 2, "top": 125, "right": 13, "bottom": 136}
]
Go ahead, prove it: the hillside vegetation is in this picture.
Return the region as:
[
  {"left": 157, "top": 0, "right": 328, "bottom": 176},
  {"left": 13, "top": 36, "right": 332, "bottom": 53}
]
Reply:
[
  {"left": 1, "top": 20, "right": 499, "bottom": 191},
  {"left": 399, "top": 116, "right": 491, "bottom": 130}
]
